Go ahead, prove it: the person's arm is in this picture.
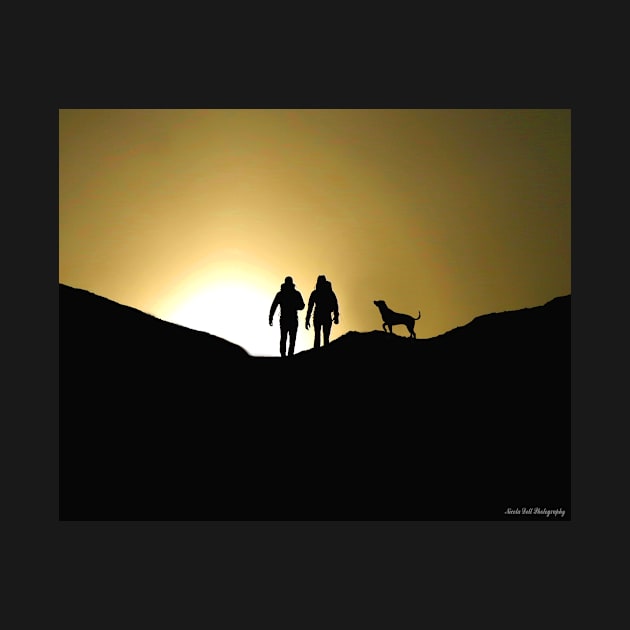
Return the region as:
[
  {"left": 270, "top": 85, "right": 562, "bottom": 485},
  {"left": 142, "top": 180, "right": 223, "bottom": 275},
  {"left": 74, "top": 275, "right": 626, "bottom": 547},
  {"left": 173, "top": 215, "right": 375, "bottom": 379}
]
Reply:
[
  {"left": 269, "top": 294, "right": 279, "bottom": 325},
  {"left": 305, "top": 292, "right": 314, "bottom": 328},
  {"left": 332, "top": 292, "right": 339, "bottom": 324}
]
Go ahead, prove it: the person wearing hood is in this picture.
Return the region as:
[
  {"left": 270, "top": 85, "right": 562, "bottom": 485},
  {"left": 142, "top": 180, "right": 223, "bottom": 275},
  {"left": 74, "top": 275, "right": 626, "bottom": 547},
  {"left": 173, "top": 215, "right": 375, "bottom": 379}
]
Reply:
[
  {"left": 305, "top": 274, "right": 339, "bottom": 348},
  {"left": 269, "top": 276, "right": 305, "bottom": 357}
]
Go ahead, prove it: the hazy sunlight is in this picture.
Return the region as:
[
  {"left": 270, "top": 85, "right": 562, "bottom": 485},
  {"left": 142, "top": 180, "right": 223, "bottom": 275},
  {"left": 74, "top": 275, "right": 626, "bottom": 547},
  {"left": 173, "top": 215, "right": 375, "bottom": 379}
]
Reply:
[{"left": 161, "top": 278, "right": 310, "bottom": 357}]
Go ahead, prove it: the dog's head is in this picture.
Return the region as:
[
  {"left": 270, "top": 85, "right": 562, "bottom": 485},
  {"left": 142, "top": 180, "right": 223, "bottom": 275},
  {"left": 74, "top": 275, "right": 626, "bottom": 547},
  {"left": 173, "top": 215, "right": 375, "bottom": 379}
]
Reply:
[{"left": 373, "top": 300, "right": 387, "bottom": 309}]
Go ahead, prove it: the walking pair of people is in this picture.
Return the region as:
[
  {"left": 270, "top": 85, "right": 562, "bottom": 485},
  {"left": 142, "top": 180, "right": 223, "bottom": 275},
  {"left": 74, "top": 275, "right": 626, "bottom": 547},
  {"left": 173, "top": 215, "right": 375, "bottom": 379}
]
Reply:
[{"left": 269, "top": 274, "right": 339, "bottom": 356}]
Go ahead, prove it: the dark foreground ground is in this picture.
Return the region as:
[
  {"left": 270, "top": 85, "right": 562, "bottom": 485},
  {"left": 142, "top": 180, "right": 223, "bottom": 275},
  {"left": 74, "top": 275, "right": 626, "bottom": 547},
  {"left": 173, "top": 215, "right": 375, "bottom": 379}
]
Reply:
[{"left": 59, "top": 285, "right": 571, "bottom": 522}]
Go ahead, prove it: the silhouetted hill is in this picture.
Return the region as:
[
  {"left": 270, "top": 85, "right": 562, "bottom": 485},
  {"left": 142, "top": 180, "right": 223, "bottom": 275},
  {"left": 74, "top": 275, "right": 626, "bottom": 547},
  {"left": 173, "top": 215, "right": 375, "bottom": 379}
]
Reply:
[
  {"left": 60, "top": 283, "right": 249, "bottom": 361},
  {"left": 60, "top": 284, "right": 570, "bottom": 522}
]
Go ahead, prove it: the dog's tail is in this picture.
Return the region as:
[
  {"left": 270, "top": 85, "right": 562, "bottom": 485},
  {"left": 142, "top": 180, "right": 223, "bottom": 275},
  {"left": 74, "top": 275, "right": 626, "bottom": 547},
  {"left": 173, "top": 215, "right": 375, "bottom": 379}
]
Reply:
[{"left": 415, "top": 310, "right": 422, "bottom": 320}]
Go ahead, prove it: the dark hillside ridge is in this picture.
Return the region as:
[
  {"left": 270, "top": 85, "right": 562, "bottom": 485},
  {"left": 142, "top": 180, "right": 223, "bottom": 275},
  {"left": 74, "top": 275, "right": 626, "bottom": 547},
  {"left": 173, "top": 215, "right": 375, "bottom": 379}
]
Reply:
[
  {"left": 60, "top": 283, "right": 249, "bottom": 361},
  {"left": 60, "top": 285, "right": 570, "bottom": 522}
]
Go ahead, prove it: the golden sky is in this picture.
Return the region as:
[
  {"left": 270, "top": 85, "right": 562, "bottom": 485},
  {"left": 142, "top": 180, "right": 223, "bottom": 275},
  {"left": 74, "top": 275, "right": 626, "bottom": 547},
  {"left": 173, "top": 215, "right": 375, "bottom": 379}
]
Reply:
[{"left": 59, "top": 108, "right": 571, "bottom": 356}]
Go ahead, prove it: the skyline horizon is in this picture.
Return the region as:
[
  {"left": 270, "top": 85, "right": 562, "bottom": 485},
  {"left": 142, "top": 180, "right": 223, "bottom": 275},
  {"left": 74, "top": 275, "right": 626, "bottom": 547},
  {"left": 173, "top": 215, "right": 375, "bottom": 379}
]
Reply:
[{"left": 59, "top": 108, "right": 570, "bottom": 356}]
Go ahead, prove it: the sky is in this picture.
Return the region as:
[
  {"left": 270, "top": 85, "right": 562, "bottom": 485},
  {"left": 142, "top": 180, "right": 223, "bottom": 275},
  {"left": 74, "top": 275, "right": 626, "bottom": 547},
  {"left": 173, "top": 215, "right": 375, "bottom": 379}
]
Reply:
[{"left": 59, "top": 108, "right": 571, "bottom": 357}]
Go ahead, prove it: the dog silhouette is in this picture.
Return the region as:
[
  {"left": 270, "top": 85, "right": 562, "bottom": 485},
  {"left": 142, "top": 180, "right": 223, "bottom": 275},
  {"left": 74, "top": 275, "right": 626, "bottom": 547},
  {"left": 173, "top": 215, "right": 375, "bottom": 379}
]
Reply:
[{"left": 373, "top": 300, "right": 421, "bottom": 338}]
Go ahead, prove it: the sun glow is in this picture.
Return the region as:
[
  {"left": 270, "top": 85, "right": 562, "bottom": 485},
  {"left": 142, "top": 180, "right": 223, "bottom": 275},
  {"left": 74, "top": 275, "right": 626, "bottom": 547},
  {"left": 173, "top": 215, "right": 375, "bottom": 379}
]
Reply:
[{"left": 158, "top": 275, "right": 311, "bottom": 357}]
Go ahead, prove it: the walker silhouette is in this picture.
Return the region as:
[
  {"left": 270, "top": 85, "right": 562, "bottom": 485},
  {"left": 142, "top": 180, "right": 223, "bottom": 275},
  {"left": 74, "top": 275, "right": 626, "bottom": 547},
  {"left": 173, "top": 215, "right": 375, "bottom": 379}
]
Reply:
[
  {"left": 268, "top": 276, "right": 305, "bottom": 356},
  {"left": 305, "top": 275, "right": 339, "bottom": 348}
]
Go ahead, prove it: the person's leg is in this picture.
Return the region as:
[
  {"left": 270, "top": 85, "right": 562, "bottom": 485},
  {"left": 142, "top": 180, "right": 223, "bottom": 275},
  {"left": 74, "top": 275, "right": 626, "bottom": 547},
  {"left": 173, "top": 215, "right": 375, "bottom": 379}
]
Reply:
[
  {"left": 314, "top": 323, "right": 321, "bottom": 348},
  {"left": 280, "top": 326, "right": 288, "bottom": 356},
  {"left": 322, "top": 319, "right": 332, "bottom": 345},
  {"left": 288, "top": 324, "right": 297, "bottom": 356}
]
